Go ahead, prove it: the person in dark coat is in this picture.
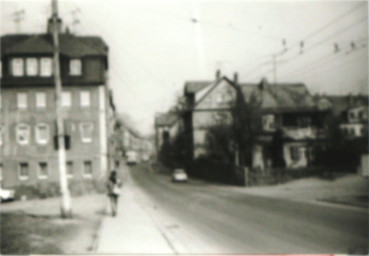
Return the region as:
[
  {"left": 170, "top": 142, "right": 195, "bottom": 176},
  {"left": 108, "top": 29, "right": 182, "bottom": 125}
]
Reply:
[{"left": 106, "top": 170, "right": 122, "bottom": 217}]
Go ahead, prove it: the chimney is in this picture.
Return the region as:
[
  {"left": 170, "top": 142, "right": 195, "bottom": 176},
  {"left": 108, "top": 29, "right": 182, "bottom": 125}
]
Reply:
[
  {"left": 233, "top": 72, "right": 238, "bottom": 84},
  {"left": 65, "top": 26, "right": 71, "bottom": 35},
  {"left": 47, "top": 17, "right": 62, "bottom": 34},
  {"left": 258, "top": 77, "right": 268, "bottom": 90},
  {"left": 348, "top": 93, "right": 354, "bottom": 107},
  {"left": 216, "top": 69, "right": 221, "bottom": 80}
]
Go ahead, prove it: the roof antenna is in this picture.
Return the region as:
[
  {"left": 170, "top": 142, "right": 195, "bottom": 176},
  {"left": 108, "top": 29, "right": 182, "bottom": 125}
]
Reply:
[
  {"left": 71, "top": 8, "right": 81, "bottom": 34},
  {"left": 12, "top": 9, "right": 25, "bottom": 33}
]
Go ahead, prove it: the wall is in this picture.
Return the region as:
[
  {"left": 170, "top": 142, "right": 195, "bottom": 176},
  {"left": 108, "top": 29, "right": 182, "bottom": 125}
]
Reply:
[{"left": 0, "top": 85, "right": 103, "bottom": 188}]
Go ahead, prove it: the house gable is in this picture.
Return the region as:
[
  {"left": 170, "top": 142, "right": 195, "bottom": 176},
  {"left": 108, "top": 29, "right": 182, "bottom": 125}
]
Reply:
[{"left": 194, "top": 79, "right": 236, "bottom": 111}]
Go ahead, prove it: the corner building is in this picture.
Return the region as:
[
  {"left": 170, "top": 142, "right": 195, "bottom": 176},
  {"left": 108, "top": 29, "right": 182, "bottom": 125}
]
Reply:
[{"left": 0, "top": 18, "right": 110, "bottom": 189}]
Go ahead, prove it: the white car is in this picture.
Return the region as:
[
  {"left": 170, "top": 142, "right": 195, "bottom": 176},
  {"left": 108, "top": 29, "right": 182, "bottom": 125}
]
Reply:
[
  {"left": 172, "top": 169, "right": 188, "bottom": 182},
  {"left": 0, "top": 187, "right": 15, "bottom": 202},
  {"left": 141, "top": 154, "right": 150, "bottom": 162},
  {"left": 126, "top": 151, "right": 138, "bottom": 165}
]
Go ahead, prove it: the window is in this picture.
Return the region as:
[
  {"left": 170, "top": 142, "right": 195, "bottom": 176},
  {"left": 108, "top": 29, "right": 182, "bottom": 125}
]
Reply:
[
  {"left": 80, "top": 123, "right": 93, "bottom": 143},
  {"left": 19, "top": 162, "right": 29, "bottom": 180},
  {"left": 17, "top": 93, "right": 28, "bottom": 109},
  {"left": 12, "top": 58, "right": 24, "bottom": 76},
  {"left": 349, "top": 112, "right": 356, "bottom": 120},
  {"left": 216, "top": 93, "right": 224, "bottom": 104},
  {"left": 83, "top": 161, "right": 92, "bottom": 177},
  {"left": 26, "top": 58, "right": 38, "bottom": 76},
  {"left": 80, "top": 91, "right": 90, "bottom": 107},
  {"left": 36, "top": 92, "right": 47, "bottom": 108},
  {"left": 62, "top": 91, "right": 72, "bottom": 107},
  {"left": 262, "top": 114, "right": 276, "bottom": 131},
  {"left": 40, "top": 57, "right": 52, "bottom": 77},
  {"left": 36, "top": 123, "right": 49, "bottom": 144},
  {"left": 290, "top": 146, "right": 301, "bottom": 161},
  {"left": 38, "top": 162, "right": 48, "bottom": 179},
  {"left": 297, "top": 117, "right": 311, "bottom": 128},
  {"left": 69, "top": 59, "right": 82, "bottom": 76},
  {"left": 16, "top": 124, "right": 30, "bottom": 145},
  {"left": 66, "top": 161, "right": 73, "bottom": 178},
  {"left": 361, "top": 127, "right": 367, "bottom": 137}
]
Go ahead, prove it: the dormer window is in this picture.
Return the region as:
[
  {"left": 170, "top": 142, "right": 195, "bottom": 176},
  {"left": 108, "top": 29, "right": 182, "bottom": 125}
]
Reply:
[
  {"left": 26, "top": 58, "right": 38, "bottom": 76},
  {"left": 11, "top": 58, "right": 24, "bottom": 77},
  {"left": 40, "top": 58, "right": 52, "bottom": 77},
  {"left": 69, "top": 59, "right": 82, "bottom": 76}
]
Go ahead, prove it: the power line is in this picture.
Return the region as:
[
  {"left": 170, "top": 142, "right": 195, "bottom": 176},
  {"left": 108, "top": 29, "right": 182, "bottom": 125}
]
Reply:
[
  {"left": 281, "top": 42, "right": 367, "bottom": 79},
  {"left": 303, "top": 2, "right": 366, "bottom": 41}
]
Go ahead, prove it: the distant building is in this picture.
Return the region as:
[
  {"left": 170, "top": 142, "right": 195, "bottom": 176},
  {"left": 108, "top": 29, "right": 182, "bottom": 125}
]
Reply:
[
  {"left": 0, "top": 17, "right": 112, "bottom": 188},
  {"left": 154, "top": 112, "right": 178, "bottom": 154},
  {"left": 323, "top": 95, "right": 368, "bottom": 138}
]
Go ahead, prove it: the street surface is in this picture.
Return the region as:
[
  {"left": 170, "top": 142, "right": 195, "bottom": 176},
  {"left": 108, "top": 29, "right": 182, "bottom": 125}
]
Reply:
[{"left": 111, "top": 163, "right": 368, "bottom": 254}]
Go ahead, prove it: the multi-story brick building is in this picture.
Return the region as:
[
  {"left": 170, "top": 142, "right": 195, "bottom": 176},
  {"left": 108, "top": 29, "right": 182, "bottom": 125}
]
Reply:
[{"left": 0, "top": 17, "right": 111, "bottom": 189}]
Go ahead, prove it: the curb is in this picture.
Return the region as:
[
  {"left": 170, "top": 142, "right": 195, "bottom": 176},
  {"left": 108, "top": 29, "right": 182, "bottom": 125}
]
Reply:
[{"left": 317, "top": 198, "right": 368, "bottom": 209}]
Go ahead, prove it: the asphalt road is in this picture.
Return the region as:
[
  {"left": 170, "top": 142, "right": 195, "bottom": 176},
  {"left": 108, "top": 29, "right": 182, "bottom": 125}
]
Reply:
[{"left": 126, "top": 163, "right": 368, "bottom": 254}]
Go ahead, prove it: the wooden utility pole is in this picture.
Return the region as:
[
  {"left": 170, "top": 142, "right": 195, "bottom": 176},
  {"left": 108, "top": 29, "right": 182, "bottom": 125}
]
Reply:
[
  {"left": 272, "top": 54, "right": 277, "bottom": 85},
  {"left": 51, "top": 0, "right": 72, "bottom": 218}
]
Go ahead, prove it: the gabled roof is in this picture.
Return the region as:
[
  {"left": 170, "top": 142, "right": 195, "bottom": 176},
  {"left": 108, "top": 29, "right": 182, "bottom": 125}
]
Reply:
[
  {"left": 184, "top": 81, "right": 211, "bottom": 94},
  {"left": 1, "top": 33, "right": 108, "bottom": 58},
  {"left": 239, "top": 80, "right": 316, "bottom": 111}
]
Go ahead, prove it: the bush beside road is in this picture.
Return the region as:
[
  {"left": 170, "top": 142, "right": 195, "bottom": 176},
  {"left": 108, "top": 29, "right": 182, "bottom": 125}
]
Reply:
[{"left": 0, "top": 193, "right": 107, "bottom": 254}]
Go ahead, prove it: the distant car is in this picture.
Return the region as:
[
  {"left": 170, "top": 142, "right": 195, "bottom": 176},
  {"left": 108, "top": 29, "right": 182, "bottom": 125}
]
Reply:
[
  {"left": 0, "top": 187, "right": 15, "bottom": 202},
  {"left": 141, "top": 154, "right": 150, "bottom": 162},
  {"left": 172, "top": 169, "right": 188, "bottom": 182},
  {"left": 126, "top": 151, "right": 138, "bottom": 165}
]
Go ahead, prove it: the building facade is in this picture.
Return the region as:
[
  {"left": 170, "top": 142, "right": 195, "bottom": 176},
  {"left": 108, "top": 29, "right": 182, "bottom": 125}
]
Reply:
[{"left": 0, "top": 18, "right": 110, "bottom": 188}]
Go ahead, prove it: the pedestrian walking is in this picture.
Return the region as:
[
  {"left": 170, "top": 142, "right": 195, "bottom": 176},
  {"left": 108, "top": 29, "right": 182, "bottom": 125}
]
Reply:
[{"left": 106, "top": 170, "right": 122, "bottom": 217}]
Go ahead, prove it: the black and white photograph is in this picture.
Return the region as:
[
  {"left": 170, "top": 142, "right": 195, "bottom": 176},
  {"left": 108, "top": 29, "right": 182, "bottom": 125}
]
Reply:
[{"left": 0, "top": 0, "right": 368, "bottom": 254}]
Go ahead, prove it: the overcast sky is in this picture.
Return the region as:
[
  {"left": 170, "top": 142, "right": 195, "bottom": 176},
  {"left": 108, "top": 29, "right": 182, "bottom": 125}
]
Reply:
[{"left": 1, "top": 0, "right": 368, "bottom": 135}]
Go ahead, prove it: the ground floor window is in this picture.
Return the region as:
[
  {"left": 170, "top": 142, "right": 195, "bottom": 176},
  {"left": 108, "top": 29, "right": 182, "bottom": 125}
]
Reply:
[
  {"left": 38, "top": 162, "right": 48, "bottom": 179},
  {"left": 290, "top": 146, "right": 301, "bottom": 161},
  {"left": 19, "top": 162, "right": 29, "bottom": 180},
  {"left": 66, "top": 161, "right": 73, "bottom": 178},
  {"left": 83, "top": 161, "right": 92, "bottom": 178}
]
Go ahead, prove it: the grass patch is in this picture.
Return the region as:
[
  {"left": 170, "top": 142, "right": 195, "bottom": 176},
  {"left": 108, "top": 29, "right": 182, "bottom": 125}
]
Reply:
[{"left": 0, "top": 213, "right": 74, "bottom": 254}]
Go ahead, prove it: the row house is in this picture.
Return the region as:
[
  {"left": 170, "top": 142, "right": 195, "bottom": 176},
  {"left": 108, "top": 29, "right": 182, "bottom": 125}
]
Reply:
[
  {"left": 113, "top": 118, "right": 152, "bottom": 160},
  {"left": 0, "top": 16, "right": 111, "bottom": 188}
]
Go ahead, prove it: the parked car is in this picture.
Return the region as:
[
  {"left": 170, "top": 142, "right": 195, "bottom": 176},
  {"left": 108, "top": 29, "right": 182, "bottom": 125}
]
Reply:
[
  {"left": 141, "top": 153, "right": 150, "bottom": 162},
  {"left": 172, "top": 169, "right": 188, "bottom": 182},
  {"left": 0, "top": 186, "right": 15, "bottom": 202},
  {"left": 126, "top": 151, "right": 138, "bottom": 165}
]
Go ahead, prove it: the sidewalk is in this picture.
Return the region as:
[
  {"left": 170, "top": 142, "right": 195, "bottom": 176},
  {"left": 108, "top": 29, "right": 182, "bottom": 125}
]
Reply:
[{"left": 96, "top": 165, "right": 175, "bottom": 254}]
